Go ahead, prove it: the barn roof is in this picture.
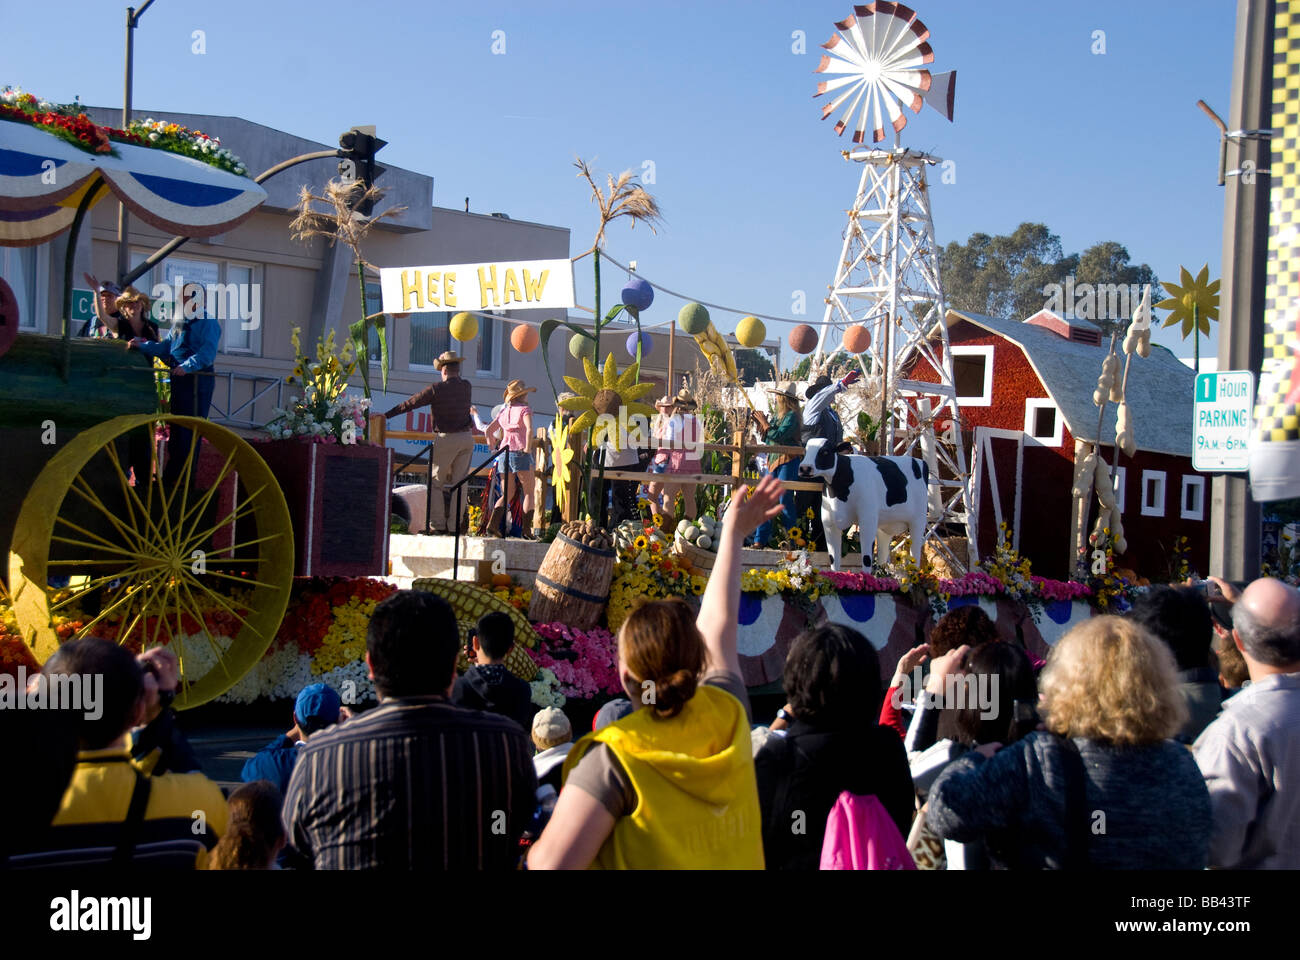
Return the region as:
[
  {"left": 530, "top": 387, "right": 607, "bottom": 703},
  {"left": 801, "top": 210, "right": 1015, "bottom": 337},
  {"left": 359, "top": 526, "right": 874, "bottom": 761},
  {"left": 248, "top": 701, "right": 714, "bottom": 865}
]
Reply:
[{"left": 946, "top": 309, "right": 1195, "bottom": 458}]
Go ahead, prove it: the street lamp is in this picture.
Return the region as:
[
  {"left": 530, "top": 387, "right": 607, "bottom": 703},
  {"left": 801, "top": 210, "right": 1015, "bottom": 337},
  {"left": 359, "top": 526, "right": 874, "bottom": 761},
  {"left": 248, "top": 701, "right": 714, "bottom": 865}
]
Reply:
[{"left": 116, "top": 0, "right": 157, "bottom": 284}]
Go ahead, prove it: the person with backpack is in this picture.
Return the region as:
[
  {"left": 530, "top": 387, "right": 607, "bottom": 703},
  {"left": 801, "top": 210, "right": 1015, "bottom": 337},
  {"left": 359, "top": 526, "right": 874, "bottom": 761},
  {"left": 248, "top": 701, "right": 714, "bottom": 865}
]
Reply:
[
  {"left": 926, "top": 616, "right": 1212, "bottom": 869},
  {"left": 753, "top": 623, "right": 914, "bottom": 870}
]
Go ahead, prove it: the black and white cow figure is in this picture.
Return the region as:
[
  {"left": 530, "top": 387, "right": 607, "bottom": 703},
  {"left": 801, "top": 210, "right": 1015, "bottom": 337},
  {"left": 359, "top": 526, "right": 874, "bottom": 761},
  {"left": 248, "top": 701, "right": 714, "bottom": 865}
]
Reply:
[{"left": 798, "top": 438, "right": 931, "bottom": 572}]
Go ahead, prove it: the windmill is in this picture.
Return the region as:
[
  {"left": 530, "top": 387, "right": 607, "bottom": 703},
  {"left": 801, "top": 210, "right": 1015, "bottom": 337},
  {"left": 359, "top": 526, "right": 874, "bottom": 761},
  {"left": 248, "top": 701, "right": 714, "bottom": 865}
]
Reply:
[{"left": 813, "top": 2, "right": 975, "bottom": 572}]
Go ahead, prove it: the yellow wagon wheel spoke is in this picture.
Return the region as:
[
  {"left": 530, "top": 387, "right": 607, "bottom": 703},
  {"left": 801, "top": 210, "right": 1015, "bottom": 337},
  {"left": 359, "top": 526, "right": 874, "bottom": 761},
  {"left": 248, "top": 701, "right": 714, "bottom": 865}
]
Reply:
[
  {"left": 10, "top": 414, "right": 294, "bottom": 707},
  {"left": 173, "top": 447, "right": 240, "bottom": 549},
  {"left": 179, "top": 481, "right": 272, "bottom": 557},
  {"left": 66, "top": 474, "right": 147, "bottom": 555}
]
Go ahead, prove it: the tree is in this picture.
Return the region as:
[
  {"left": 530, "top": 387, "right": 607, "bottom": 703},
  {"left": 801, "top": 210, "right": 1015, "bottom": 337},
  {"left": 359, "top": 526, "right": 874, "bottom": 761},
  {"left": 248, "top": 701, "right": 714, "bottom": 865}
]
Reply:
[
  {"left": 734, "top": 348, "right": 775, "bottom": 386},
  {"left": 939, "top": 223, "right": 1158, "bottom": 332}
]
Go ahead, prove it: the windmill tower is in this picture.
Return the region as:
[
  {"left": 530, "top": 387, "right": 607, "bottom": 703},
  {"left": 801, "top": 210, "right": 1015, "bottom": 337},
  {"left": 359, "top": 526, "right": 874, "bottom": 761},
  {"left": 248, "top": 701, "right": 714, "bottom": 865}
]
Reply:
[{"left": 813, "top": 3, "right": 976, "bottom": 571}]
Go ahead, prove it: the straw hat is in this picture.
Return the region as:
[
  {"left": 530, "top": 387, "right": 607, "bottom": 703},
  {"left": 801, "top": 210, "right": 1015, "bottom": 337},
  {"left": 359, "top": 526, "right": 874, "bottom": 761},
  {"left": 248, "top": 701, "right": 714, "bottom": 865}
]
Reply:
[
  {"left": 654, "top": 395, "right": 676, "bottom": 411},
  {"left": 114, "top": 286, "right": 151, "bottom": 309},
  {"left": 766, "top": 382, "right": 800, "bottom": 402},
  {"left": 433, "top": 350, "right": 464, "bottom": 370},
  {"left": 673, "top": 388, "right": 697, "bottom": 410},
  {"left": 503, "top": 379, "right": 536, "bottom": 402}
]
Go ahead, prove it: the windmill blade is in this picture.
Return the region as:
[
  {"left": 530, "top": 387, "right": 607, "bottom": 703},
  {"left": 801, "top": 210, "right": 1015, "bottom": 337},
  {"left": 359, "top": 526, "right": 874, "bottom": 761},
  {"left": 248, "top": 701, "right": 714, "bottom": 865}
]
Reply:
[
  {"left": 921, "top": 69, "right": 956, "bottom": 121},
  {"left": 816, "top": 73, "right": 865, "bottom": 98},
  {"left": 882, "top": 40, "right": 935, "bottom": 71},
  {"left": 821, "top": 31, "right": 870, "bottom": 69},
  {"left": 824, "top": 79, "right": 866, "bottom": 123},
  {"left": 881, "top": 73, "right": 925, "bottom": 114},
  {"left": 838, "top": 83, "right": 871, "bottom": 137},
  {"left": 876, "top": 82, "right": 907, "bottom": 133}
]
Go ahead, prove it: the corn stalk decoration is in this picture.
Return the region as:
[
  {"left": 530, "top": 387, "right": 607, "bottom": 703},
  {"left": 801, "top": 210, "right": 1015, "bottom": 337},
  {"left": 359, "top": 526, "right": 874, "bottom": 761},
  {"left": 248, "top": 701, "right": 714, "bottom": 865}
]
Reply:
[
  {"left": 289, "top": 178, "right": 407, "bottom": 437},
  {"left": 538, "top": 159, "right": 662, "bottom": 516}
]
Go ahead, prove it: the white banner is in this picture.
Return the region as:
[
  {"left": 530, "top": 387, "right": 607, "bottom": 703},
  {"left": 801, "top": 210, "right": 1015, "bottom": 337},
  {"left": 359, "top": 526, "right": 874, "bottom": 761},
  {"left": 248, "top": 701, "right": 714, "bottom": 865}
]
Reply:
[{"left": 379, "top": 258, "right": 575, "bottom": 314}]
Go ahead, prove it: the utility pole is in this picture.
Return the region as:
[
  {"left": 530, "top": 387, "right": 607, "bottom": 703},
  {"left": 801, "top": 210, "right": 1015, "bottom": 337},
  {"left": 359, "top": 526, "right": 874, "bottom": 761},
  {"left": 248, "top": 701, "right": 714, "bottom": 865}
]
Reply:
[
  {"left": 116, "top": 1, "right": 156, "bottom": 284},
  {"left": 1209, "top": 0, "right": 1273, "bottom": 581}
]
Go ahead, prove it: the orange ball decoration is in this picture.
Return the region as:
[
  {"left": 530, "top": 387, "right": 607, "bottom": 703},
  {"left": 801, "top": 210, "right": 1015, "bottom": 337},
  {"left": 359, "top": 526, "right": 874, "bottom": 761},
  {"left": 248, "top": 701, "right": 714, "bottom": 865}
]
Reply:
[
  {"left": 842, "top": 324, "right": 871, "bottom": 354},
  {"left": 510, "top": 324, "right": 539, "bottom": 353},
  {"left": 788, "top": 323, "right": 818, "bottom": 355}
]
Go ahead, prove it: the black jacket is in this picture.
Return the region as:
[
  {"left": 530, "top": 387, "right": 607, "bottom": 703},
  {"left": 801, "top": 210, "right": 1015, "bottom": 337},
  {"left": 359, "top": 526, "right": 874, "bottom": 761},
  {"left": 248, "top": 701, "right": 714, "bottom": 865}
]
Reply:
[
  {"left": 452, "top": 664, "right": 535, "bottom": 732},
  {"left": 755, "top": 721, "right": 914, "bottom": 870}
]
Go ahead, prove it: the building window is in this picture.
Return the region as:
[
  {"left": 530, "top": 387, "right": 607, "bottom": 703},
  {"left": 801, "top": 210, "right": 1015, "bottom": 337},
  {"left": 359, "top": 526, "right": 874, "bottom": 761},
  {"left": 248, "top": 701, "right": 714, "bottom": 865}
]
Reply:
[
  {"left": 951, "top": 345, "right": 994, "bottom": 406},
  {"left": 1113, "top": 466, "right": 1126, "bottom": 513},
  {"left": 134, "top": 252, "right": 262, "bottom": 355},
  {"left": 1, "top": 245, "right": 47, "bottom": 330},
  {"left": 476, "top": 311, "right": 502, "bottom": 378},
  {"left": 1141, "top": 470, "right": 1167, "bottom": 517},
  {"left": 1023, "top": 397, "right": 1063, "bottom": 447},
  {"left": 1181, "top": 475, "right": 1206, "bottom": 521},
  {"left": 409, "top": 311, "right": 452, "bottom": 369}
]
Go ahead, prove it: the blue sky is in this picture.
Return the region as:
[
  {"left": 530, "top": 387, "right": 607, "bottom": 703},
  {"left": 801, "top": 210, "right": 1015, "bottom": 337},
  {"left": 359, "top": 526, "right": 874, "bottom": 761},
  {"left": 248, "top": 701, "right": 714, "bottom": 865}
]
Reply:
[{"left": 9, "top": 0, "right": 1237, "bottom": 360}]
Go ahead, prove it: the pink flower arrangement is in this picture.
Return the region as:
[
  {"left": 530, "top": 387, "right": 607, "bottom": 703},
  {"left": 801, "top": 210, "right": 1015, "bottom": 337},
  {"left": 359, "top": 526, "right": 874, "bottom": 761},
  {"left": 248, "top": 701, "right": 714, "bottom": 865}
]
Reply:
[
  {"left": 529, "top": 622, "right": 622, "bottom": 701},
  {"left": 938, "top": 571, "right": 1003, "bottom": 596},
  {"left": 820, "top": 571, "right": 903, "bottom": 593},
  {"left": 1032, "top": 576, "right": 1093, "bottom": 602}
]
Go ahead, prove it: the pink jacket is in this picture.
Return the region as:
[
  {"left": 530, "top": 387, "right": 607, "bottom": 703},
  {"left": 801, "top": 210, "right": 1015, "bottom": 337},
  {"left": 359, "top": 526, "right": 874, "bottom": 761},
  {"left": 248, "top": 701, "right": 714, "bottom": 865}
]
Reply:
[{"left": 820, "top": 792, "right": 916, "bottom": 870}]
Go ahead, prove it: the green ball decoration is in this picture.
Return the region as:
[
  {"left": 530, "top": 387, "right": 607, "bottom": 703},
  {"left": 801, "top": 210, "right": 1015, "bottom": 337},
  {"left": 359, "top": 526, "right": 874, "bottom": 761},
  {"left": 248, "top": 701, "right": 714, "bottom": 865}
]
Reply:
[
  {"left": 569, "top": 333, "right": 596, "bottom": 361},
  {"left": 678, "top": 301, "right": 711, "bottom": 336}
]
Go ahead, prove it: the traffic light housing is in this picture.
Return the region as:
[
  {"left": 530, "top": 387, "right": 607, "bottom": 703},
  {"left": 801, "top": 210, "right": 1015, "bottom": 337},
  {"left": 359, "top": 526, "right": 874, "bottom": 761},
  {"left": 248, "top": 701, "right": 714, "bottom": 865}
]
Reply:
[{"left": 338, "top": 125, "right": 388, "bottom": 216}]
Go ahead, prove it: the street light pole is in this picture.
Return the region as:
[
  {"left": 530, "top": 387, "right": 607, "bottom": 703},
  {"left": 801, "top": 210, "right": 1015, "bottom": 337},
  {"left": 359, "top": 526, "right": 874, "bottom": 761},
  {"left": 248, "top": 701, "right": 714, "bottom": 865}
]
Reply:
[{"left": 116, "top": 0, "right": 156, "bottom": 284}]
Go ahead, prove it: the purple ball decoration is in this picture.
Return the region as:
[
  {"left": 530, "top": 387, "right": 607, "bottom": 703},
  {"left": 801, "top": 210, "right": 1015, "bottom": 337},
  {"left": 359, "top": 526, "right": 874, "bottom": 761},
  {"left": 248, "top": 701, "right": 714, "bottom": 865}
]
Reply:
[
  {"left": 625, "top": 331, "right": 653, "bottom": 359},
  {"left": 621, "top": 276, "right": 654, "bottom": 312}
]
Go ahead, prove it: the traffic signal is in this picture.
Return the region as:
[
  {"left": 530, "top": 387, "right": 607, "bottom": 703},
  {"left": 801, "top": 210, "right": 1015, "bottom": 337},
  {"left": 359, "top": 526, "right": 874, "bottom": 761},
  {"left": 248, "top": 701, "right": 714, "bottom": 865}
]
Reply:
[{"left": 338, "top": 125, "right": 388, "bottom": 216}]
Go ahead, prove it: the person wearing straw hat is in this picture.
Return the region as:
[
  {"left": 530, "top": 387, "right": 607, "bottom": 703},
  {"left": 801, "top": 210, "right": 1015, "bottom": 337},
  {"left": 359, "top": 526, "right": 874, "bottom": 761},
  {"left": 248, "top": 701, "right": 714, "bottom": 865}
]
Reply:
[
  {"left": 752, "top": 382, "right": 803, "bottom": 548},
  {"left": 112, "top": 286, "right": 161, "bottom": 344},
  {"left": 645, "top": 394, "right": 676, "bottom": 522},
  {"left": 485, "top": 379, "right": 537, "bottom": 536},
  {"left": 658, "top": 388, "right": 703, "bottom": 522},
  {"left": 383, "top": 350, "right": 475, "bottom": 534}
]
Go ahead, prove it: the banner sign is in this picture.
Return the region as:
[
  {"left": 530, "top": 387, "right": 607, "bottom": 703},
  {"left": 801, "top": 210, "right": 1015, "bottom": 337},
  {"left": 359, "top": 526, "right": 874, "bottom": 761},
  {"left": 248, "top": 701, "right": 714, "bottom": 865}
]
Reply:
[{"left": 379, "top": 259, "right": 575, "bottom": 314}]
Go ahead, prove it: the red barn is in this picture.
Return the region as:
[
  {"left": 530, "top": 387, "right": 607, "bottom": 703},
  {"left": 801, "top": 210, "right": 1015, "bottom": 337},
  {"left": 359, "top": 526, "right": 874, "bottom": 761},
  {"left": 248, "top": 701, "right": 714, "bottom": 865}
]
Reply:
[{"left": 908, "top": 309, "right": 1209, "bottom": 580}]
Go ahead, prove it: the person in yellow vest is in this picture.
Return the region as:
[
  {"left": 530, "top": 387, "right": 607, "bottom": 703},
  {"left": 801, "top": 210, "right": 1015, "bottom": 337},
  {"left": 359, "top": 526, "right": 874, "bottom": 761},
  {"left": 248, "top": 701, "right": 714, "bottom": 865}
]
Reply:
[{"left": 526, "top": 474, "right": 785, "bottom": 869}]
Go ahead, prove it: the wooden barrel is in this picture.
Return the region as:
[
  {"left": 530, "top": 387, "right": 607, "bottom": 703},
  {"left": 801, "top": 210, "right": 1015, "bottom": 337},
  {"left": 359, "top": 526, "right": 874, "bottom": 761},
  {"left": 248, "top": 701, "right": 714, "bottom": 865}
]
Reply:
[{"left": 527, "top": 532, "right": 616, "bottom": 629}]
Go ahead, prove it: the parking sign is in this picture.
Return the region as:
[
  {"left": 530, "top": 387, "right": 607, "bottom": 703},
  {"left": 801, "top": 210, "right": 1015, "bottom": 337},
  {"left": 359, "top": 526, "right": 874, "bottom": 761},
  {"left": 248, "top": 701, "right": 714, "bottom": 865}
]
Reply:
[{"left": 1193, "top": 371, "right": 1254, "bottom": 471}]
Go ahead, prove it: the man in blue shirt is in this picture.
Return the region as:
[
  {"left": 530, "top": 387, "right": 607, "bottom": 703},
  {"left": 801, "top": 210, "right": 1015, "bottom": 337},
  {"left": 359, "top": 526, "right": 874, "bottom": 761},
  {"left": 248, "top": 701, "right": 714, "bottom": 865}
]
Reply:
[
  {"left": 242, "top": 683, "right": 344, "bottom": 795},
  {"left": 128, "top": 282, "right": 222, "bottom": 485}
]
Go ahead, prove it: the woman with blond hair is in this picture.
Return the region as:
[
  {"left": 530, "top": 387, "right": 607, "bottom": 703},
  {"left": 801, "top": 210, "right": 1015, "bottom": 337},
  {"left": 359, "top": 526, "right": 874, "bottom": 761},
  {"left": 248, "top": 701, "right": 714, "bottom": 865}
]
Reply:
[
  {"left": 526, "top": 475, "right": 784, "bottom": 869},
  {"left": 926, "top": 615, "right": 1211, "bottom": 869}
]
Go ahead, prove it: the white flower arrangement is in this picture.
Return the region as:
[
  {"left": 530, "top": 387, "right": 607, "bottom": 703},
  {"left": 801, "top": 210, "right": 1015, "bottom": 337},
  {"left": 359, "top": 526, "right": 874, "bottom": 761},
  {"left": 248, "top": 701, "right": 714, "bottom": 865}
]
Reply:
[{"left": 530, "top": 667, "right": 566, "bottom": 709}]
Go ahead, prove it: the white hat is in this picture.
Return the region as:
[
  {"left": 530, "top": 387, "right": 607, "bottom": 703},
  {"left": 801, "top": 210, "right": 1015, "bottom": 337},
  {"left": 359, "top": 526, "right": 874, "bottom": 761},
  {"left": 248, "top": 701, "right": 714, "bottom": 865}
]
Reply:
[{"left": 531, "top": 706, "right": 572, "bottom": 748}]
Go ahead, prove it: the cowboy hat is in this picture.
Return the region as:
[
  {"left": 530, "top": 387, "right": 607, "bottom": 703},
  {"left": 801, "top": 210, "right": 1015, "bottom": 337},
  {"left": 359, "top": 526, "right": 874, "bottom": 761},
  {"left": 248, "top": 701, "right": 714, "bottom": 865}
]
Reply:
[
  {"left": 803, "top": 374, "right": 833, "bottom": 401},
  {"left": 433, "top": 350, "right": 464, "bottom": 370},
  {"left": 766, "top": 382, "right": 800, "bottom": 402},
  {"left": 503, "top": 379, "right": 537, "bottom": 402},
  {"left": 654, "top": 395, "right": 676, "bottom": 410},
  {"left": 673, "top": 388, "right": 697, "bottom": 410}
]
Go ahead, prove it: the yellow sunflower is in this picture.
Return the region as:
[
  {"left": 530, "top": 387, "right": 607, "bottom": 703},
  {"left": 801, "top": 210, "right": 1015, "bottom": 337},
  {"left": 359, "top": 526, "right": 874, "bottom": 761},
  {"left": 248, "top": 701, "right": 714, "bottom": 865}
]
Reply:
[
  {"left": 549, "top": 415, "right": 578, "bottom": 517},
  {"left": 559, "top": 353, "right": 657, "bottom": 451},
  {"left": 1156, "top": 264, "right": 1219, "bottom": 339}
]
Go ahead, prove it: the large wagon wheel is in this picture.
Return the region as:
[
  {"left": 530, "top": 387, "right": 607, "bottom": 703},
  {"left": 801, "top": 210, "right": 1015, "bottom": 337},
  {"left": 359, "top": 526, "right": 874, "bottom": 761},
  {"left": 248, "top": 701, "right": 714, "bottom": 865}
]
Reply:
[{"left": 7, "top": 414, "right": 293, "bottom": 708}]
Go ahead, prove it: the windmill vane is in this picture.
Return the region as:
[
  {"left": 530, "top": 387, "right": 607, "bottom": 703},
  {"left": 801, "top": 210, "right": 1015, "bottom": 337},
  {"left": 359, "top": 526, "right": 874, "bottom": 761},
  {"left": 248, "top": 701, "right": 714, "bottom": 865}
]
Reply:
[{"left": 814, "top": 2, "right": 956, "bottom": 144}]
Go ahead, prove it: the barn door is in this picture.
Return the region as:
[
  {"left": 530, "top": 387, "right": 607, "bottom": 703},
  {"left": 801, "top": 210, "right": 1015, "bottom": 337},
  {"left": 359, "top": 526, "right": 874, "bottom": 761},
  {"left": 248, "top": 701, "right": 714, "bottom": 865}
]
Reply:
[{"left": 971, "top": 427, "right": 1024, "bottom": 559}]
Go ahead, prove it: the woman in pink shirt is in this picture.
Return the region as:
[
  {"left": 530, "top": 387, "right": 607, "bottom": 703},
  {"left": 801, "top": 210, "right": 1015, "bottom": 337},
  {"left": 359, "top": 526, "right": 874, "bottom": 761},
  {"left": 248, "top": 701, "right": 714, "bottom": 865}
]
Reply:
[
  {"left": 486, "top": 379, "right": 536, "bottom": 533},
  {"left": 660, "top": 389, "right": 703, "bottom": 521}
]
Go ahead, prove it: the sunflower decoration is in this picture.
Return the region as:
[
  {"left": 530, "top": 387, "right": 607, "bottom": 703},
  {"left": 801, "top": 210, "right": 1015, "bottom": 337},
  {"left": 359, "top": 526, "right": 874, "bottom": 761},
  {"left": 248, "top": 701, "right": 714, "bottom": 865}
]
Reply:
[
  {"left": 549, "top": 413, "right": 578, "bottom": 517},
  {"left": 1156, "top": 264, "right": 1220, "bottom": 368},
  {"left": 559, "top": 353, "right": 658, "bottom": 451}
]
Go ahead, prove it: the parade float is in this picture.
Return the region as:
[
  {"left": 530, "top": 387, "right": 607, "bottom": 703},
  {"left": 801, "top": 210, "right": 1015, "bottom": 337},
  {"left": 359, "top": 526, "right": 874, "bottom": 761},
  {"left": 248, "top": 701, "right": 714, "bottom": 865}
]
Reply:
[{"left": 11, "top": 0, "right": 1291, "bottom": 729}]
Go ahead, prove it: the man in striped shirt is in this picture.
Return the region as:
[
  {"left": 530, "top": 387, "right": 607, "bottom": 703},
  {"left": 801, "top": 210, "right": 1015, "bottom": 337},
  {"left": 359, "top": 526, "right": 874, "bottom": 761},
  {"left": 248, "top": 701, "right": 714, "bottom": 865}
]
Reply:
[{"left": 282, "top": 590, "right": 537, "bottom": 869}]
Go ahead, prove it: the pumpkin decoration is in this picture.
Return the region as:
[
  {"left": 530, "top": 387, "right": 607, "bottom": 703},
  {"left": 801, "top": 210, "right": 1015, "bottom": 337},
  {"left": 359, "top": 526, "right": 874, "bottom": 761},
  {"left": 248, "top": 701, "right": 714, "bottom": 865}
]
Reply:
[
  {"left": 510, "top": 324, "right": 540, "bottom": 353},
  {"left": 843, "top": 324, "right": 871, "bottom": 354}
]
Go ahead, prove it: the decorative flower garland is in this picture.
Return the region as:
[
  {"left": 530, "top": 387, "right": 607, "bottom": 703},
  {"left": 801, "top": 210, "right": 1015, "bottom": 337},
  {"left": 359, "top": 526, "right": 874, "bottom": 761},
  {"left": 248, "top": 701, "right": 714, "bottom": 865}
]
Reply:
[{"left": 1, "top": 87, "right": 249, "bottom": 176}]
